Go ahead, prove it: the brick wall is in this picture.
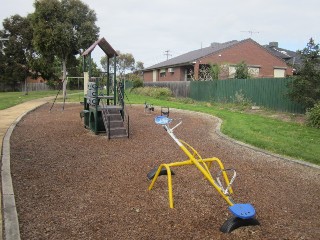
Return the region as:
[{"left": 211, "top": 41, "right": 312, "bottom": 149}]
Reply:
[
  {"left": 199, "top": 40, "right": 293, "bottom": 78},
  {"left": 144, "top": 67, "right": 187, "bottom": 82},
  {"left": 143, "top": 71, "right": 153, "bottom": 82}
]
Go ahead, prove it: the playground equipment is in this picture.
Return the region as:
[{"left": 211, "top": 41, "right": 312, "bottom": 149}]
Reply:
[
  {"left": 81, "top": 38, "right": 129, "bottom": 139},
  {"left": 161, "top": 106, "right": 170, "bottom": 117},
  {"left": 148, "top": 116, "right": 259, "bottom": 233},
  {"left": 144, "top": 102, "right": 154, "bottom": 114}
]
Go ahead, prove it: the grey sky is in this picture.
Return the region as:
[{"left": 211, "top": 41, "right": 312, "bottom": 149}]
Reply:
[{"left": 1, "top": 0, "right": 319, "bottom": 68}]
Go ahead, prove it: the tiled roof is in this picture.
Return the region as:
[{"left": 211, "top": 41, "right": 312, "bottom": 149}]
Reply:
[
  {"left": 145, "top": 40, "right": 239, "bottom": 70},
  {"left": 264, "top": 44, "right": 302, "bottom": 66}
]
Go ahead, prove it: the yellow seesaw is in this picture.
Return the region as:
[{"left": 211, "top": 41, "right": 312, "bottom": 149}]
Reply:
[{"left": 147, "top": 116, "right": 259, "bottom": 233}]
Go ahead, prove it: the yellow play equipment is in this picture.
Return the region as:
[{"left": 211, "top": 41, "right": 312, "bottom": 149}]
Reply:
[{"left": 147, "top": 116, "right": 259, "bottom": 233}]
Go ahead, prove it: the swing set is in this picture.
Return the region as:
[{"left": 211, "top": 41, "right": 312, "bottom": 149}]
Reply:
[{"left": 148, "top": 116, "right": 259, "bottom": 233}]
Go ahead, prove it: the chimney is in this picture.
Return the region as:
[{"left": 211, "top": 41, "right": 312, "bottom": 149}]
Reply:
[
  {"left": 211, "top": 42, "right": 220, "bottom": 48},
  {"left": 269, "top": 42, "right": 278, "bottom": 48}
]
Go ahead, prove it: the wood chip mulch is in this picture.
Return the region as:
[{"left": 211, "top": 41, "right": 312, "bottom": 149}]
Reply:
[{"left": 10, "top": 103, "right": 320, "bottom": 240}]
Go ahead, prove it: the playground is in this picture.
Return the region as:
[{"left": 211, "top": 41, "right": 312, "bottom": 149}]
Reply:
[{"left": 9, "top": 103, "right": 320, "bottom": 239}]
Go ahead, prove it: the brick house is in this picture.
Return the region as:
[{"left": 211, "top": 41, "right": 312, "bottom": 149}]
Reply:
[{"left": 143, "top": 38, "right": 294, "bottom": 82}]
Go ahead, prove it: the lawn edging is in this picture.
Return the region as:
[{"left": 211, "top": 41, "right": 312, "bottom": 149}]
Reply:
[
  {"left": 1, "top": 104, "right": 46, "bottom": 240},
  {"left": 213, "top": 115, "right": 320, "bottom": 170}
]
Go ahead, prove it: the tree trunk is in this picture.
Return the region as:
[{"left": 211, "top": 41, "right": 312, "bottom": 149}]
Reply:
[{"left": 62, "top": 58, "right": 67, "bottom": 101}]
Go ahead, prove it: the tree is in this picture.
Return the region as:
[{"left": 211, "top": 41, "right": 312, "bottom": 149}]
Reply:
[
  {"left": 288, "top": 38, "right": 320, "bottom": 109},
  {"left": 0, "top": 14, "right": 34, "bottom": 92},
  {"left": 135, "top": 61, "right": 144, "bottom": 74},
  {"left": 234, "top": 61, "right": 251, "bottom": 79},
  {"left": 101, "top": 50, "right": 135, "bottom": 81},
  {"left": 31, "top": 0, "right": 99, "bottom": 98}
]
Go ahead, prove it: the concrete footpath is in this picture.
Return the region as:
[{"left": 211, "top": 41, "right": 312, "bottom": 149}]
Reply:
[{"left": 0, "top": 97, "right": 54, "bottom": 240}]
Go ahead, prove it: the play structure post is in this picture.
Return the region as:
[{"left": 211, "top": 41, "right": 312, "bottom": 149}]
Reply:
[
  {"left": 107, "top": 56, "right": 110, "bottom": 105},
  {"left": 113, "top": 54, "right": 117, "bottom": 105},
  {"left": 83, "top": 55, "right": 87, "bottom": 95},
  {"left": 94, "top": 77, "right": 98, "bottom": 134}
]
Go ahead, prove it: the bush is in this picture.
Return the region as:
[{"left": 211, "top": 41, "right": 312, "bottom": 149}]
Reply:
[
  {"left": 306, "top": 102, "right": 320, "bottom": 128},
  {"left": 131, "top": 86, "right": 172, "bottom": 99},
  {"left": 234, "top": 89, "right": 252, "bottom": 106},
  {"left": 132, "top": 78, "right": 143, "bottom": 88}
]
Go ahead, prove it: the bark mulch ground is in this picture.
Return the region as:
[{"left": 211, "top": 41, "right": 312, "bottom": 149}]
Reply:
[{"left": 10, "top": 103, "right": 320, "bottom": 240}]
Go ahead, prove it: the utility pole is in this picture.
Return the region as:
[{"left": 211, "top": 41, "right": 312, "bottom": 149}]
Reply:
[
  {"left": 164, "top": 50, "right": 172, "bottom": 60},
  {"left": 240, "top": 30, "right": 259, "bottom": 37}
]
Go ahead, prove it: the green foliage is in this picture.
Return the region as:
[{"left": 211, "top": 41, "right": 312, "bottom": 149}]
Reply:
[
  {"left": 234, "top": 61, "right": 251, "bottom": 79},
  {"left": 209, "top": 63, "right": 220, "bottom": 80},
  {"left": 76, "top": 56, "right": 100, "bottom": 77},
  {"left": 31, "top": 0, "right": 99, "bottom": 95},
  {"left": 234, "top": 89, "right": 252, "bottom": 106},
  {"left": 130, "top": 87, "right": 172, "bottom": 99},
  {"left": 101, "top": 51, "right": 137, "bottom": 81},
  {"left": 306, "top": 101, "right": 320, "bottom": 128},
  {"left": 132, "top": 78, "right": 143, "bottom": 89},
  {"left": 288, "top": 38, "right": 320, "bottom": 109},
  {"left": 31, "top": 0, "right": 99, "bottom": 60},
  {"left": 0, "top": 15, "right": 34, "bottom": 90}
]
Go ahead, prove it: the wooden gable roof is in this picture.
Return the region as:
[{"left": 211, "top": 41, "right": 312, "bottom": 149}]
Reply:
[{"left": 82, "top": 37, "right": 118, "bottom": 58}]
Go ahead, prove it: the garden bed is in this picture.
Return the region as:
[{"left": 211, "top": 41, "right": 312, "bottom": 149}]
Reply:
[{"left": 10, "top": 104, "right": 320, "bottom": 239}]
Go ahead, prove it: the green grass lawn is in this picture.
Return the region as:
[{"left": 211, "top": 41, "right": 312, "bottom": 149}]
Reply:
[
  {"left": 125, "top": 92, "right": 320, "bottom": 165},
  {"left": 0, "top": 90, "right": 82, "bottom": 110},
  {"left": 1, "top": 90, "right": 319, "bottom": 165}
]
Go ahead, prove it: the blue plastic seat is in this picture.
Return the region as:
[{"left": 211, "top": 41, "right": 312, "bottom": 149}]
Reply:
[
  {"left": 229, "top": 203, "right": 256, "bottom": 219},
  {"left": 155, "top": 116, "right": 172, "bottom": 125}
]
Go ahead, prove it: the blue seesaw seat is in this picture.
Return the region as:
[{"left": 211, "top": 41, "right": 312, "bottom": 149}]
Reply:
[
  {"left": 155, "top": 116, "right": 172, "bottom": 125},
  {"left": 229, "top": 203, "right": 256, "bottom": 219}
]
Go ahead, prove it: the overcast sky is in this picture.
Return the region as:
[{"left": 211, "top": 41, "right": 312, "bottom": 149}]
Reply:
[{"left": 1, "top": 0, "right": 319, "bottom": 68}]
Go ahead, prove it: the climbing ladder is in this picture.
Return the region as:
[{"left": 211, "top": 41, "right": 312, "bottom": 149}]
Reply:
[{"left": 100, "top": 105, "right": 128, "bottom": 139}]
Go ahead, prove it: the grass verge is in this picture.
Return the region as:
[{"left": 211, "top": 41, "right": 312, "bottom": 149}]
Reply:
[
  {"left": 0, "top": 90, "right": 82, "bottom": 110},
  {"left": 125, "top": 92, "right": 320, "bottom": 165}
]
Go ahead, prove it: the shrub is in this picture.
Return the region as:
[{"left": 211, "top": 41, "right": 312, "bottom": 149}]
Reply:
[
  {"left": 132, "top": 78, "right": 143, "bottom": 88},
  {"left": 306, "top": 102, "right": 320, "bottom": 128},
  {"left": 131, "top": 86, "right": 172, "bottom": 99},
  {"left": 234, "top": 89, "right": 252, "bottom": 106}
]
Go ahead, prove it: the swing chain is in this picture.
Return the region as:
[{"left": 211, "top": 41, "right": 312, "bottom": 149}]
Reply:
[{"left": 216, "top": 168, "right": 237, "bottom": 195}]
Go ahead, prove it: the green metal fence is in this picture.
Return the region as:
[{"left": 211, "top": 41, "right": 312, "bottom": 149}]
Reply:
[
  {"left": 190, "top": 78, "right": 305, "bottom": 113},
  {"left": 129, "top": 78, "right": 305, "bottom": 113}
]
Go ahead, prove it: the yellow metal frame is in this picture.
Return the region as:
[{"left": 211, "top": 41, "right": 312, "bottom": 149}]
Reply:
[{"left": 148, "top": 140, "right": 234, "bottom": 208}]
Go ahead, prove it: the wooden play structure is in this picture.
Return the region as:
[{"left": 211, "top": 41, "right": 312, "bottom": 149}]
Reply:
[{"left": 81, "top": 38, "right": 129, "bottom": 139}]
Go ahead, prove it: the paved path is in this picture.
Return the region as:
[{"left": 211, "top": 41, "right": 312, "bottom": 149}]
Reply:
[{"left": 0, "top": 97, "right": 54, "bottom": 240}]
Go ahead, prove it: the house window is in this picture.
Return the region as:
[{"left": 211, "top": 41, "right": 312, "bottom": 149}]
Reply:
[
  {"left": 168, "top": 68, "right": 174, "bottom": 73},
  {"left": 229, "top": 65, "right": 260, "bottom": 78},
  {"left": 160, "top": 69, "right": 166, "bottom": 77},
  {"left": 228, "top": 66, "right": 236, "bottom": 78},
  {"left": 248, "top": 67, "right": 260, "bottom": 77},
  {"left": 274, "top": 68, "right": 286, "bottom": 78}
]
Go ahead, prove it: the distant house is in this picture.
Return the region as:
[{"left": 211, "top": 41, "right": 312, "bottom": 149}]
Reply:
[
  {"left": 264, "top": 41, "right": 302, "bottom": 73},
  {"left": 143, "top": 38, "right": 294, "bottom": 82},
  {"left": 26, "top": 76, "right": 46, "bottom": 83}
]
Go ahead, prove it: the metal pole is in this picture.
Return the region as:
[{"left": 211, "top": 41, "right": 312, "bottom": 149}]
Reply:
[
  {"left": 107, "top": 56, "right": 110, "bottom": 105},
  {"left": 113, "top": 54, "right": 117, "bottom": 105}
]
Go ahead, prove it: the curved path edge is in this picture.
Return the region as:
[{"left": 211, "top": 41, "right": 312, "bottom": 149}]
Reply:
[
  {"left": 213, "top": 116, "right": 320, "bottom": 170},
  {"left": 2, "top": 105, "right": 45, "bottom": 240}
]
